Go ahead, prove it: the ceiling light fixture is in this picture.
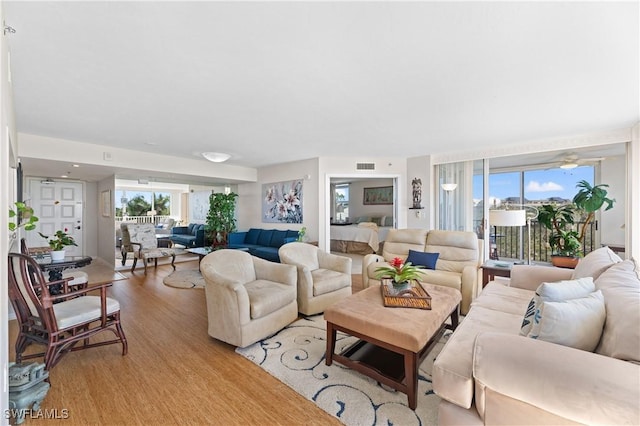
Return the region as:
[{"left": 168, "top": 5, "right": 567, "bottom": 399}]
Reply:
[
  {"left": 441, "top": 183, "right": 458, "bottom": 191},
  {"left": 560, "top": 161, "right": 578, "bottom": 169},
  {"left": 202, "top": 152, "right": 231, "bottom": 163}
]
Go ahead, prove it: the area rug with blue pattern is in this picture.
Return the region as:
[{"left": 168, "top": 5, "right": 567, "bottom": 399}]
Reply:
[{"left": 235, "top": 314, "right": 450, "bottom": 426}]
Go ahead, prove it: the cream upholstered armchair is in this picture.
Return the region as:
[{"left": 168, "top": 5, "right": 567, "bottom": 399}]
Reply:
[
  {"left": 200, "top": 249, "right": 298, "bottom": 348},
  {"left": 126, "top": 223, "right": 176, "bottom": 274},
  {"left": 278, "top": 242, "right": 352, "bottom": 315}
]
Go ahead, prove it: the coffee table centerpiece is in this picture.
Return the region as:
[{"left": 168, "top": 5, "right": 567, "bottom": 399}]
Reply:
[{"left": 374, "top": 256, "right": 424, "bottom": 291}]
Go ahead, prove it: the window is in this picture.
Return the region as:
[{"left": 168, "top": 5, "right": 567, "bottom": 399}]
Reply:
[
  {"left": 335, "top": 184, "right": 349, "bottom": 222},
  {"left": 486, "top": 165, "right": 595, "bottom": 262}
]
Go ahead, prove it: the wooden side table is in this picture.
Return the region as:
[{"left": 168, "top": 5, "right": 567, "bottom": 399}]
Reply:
[{"left": 482, "top": 262, "right": 513, "bottom": 288}]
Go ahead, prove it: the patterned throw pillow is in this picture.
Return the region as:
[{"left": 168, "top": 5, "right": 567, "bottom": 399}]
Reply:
[
  {"left": 528, "top": 290, "right": 606, "bottom": 352},
  {"left": 520, "top": 277, "right": 595, "bottom": 336}
]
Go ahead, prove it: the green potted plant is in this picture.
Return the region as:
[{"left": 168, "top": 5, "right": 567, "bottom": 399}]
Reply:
[
  {"left": 374, "top": 257, "right": 424, "bottom": 290},
  {"left": 38, "top": 228, "right": 77, "bottom": 261},
  {"left": 538, "top": 180, "right": 615, "bottom": 268},
  {"left": 206, "top": 192, "right": 238, "bottom": 248},
  {"left": 8, "top": 202, "right": 38, "bottom": 232}
]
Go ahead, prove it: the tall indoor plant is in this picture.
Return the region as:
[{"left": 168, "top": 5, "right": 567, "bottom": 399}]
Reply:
[
  {"left": 538, "top": 180, "right": 615, "bottom": 267},
  {"left": 206, "top": 192, "right": 238, "bottom": 248}
]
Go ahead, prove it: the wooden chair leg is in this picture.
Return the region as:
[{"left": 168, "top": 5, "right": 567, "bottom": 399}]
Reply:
[
  {"left": 170, "top": 254, "right": 176, "bottom": 270},
  {"left": 131, "top": 257, "right": 138, "bottom": 272},
  {"left": 143, "top": 258, "right": 148, "bottom": 275}
]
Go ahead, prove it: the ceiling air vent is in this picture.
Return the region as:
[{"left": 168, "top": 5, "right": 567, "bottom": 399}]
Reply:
[{"left": 356, "top": 162, "right": 375, "bottom": 171}]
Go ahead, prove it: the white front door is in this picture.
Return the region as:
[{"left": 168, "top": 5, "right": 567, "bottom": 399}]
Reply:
[{"left": 25, "top": 178, "right": 84, "bottom": 256}]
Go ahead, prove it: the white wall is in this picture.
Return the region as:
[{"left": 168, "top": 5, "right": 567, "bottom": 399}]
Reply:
[
  {"left": 407, "top": 155, "right": 435, "bottom": 230},
  {"left": 237, "top": 158, "right": 317, "bottom": 240},
  {"left": 629, "top": 125, "right": 640, "bottom": 259},
  {"left": 1, "top": 2, "right": 15, "bottom": 414},
  {"left": 96, "top": 177, "right": 115, "bottom": 264},
  {"left": 19, "top": 133, "right": 258, "bottom": 184},
  {"left": 600, "top": 155, "right": 626, "bottom": 247},
  {"left": 347, "top": 178, "right": 394, "bottom": 220},
  {"left": 320, "top": 156, "right": 407, "bottom": 250}
]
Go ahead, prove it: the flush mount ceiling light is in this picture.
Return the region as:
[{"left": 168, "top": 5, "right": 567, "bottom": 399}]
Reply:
[
  {"left": 441, "top": 183, "right": 458, "bottom": 191},
  {"left": 202, "top": 152, "right": 231, "bottom": 163},
  {"left": 560, "top": 161, "right": 578, "bottom": 169}
]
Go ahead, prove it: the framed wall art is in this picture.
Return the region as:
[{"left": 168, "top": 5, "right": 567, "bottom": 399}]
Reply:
[
  {"left": 363, "top": 186, "right": 393, "bottom": 205},
  {"left": 262, "top": 179, "right": 303, "bottom": 223}
]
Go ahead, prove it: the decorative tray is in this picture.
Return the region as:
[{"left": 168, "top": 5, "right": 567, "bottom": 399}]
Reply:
[{"left": 381, "top": 279, "right": 432, "bottom": 310}]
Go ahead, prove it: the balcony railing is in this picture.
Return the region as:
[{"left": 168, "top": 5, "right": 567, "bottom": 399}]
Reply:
[
  {"left": 481, "top": 220, "right": 596, "bottom": 263},
  {"left": 115, "top": 215, "right": 174, "bottom": 227}
]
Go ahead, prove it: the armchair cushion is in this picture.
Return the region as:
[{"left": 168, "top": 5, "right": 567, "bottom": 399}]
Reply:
[
  {"left": 311, "top": 269, "right": 350, "bottom": 296},
  {"left": 54, "top": 296, "right": 121, "bottom": 329},
  {"left": 245, "top": 280, "right": 295, "bottom": 319}
]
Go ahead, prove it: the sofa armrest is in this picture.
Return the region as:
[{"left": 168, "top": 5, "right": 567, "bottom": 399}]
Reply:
[
  {"left": 473, "top": 332, "right": 640, "bottom": 425},
  {"left": 362, "top": 253, "right": 385, "bottom": 288},
  {"left": 460, "top": 264, "right": 479, "bottom": 315},
  {"left": 318, "top": 251, "right": 352, "bottom": 274},
  {"left": 194, "top": 228, "right": 206, "bottom": 247},
  {"left": 228, "top": 232, "right": 247, "bottom": 245},
  {"left": 171, "top": 226, "right": 189, "bottom": 235},
  {"left": 509, "top": 265, "right": 573, "bottom": 291}
]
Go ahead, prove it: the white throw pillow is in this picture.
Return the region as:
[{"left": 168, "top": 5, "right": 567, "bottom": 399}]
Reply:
[
  {"left": 520, "top": 277, "right": 595, "bottom": 336},
  {"left": 571, "top": 246, "right": 622, "bottom": 280},
  {"left": 528, "top": 290, "right": 606, "bottom": 352},
  {"left": 594, "top": 258, "right": 640, "bottom": 362}
]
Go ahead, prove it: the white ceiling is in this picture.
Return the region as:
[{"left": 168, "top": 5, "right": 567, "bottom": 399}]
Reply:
[{"left": 4, "top": 1, "right": 639, "bottom": 181}]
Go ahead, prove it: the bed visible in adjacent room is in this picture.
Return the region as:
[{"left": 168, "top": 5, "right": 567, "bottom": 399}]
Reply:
[{"left": 330, "top": 216, "right": 393, "bottom": 255}]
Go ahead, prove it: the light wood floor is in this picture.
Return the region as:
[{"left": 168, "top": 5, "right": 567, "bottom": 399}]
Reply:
[{"left": 8, "top": 259, "right": 359, "bottom": 425}]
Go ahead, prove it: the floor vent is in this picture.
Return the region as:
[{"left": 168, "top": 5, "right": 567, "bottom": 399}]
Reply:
[{"left": 356, "top": 162, "right": 375, "bottom": 170}]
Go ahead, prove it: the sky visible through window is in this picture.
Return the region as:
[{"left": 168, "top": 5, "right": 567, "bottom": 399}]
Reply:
[{"left": 474, "top": 166, "right": 594, "bottom": 203}]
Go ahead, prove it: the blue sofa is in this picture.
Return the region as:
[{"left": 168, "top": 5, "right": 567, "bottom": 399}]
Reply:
[
  {"left": 228, "top": 228, "right": 300, "bottom": 262},
  {"left": 170, "top": 223, "right": 206, "bottom": 248}
]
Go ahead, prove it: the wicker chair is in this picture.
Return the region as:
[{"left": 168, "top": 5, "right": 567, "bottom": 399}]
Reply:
[{"left": 8, "top": 252, "right": 127, "bottom": 369}]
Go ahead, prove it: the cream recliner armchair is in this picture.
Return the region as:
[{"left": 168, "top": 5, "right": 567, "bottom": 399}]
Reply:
[
  {"left": 200, "top": 249, "right": 298, "bottom": 347},
  {"left": 279, "top": 242, "right": 352, "bottom": 315},
  {"left": 363, "top": 229, "right": 481, "bottom": 314}
]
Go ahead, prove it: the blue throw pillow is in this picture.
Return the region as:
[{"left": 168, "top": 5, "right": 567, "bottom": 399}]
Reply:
[
  {"left": 245, "top": 228, "right": 261, "bottom": 245},
  {"left": 283, "top": 237, "right": 297, "bottom": 244},
  {"left": 406, "top": 250, "right": 439, "bottom": 270}
]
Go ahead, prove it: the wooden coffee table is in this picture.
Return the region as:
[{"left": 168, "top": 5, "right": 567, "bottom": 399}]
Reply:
[{"left": 324, "top": 283, "right": 461, "bottom": 410}]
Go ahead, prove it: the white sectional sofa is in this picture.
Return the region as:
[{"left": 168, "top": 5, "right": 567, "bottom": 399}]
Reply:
[{"left": 433, "top": 247, "right": 640, "bottom": 425}]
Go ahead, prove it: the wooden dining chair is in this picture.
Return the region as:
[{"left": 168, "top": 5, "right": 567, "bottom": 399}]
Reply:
[{"left": 8, "top": 252, "right": 128, "bottom": 370}]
